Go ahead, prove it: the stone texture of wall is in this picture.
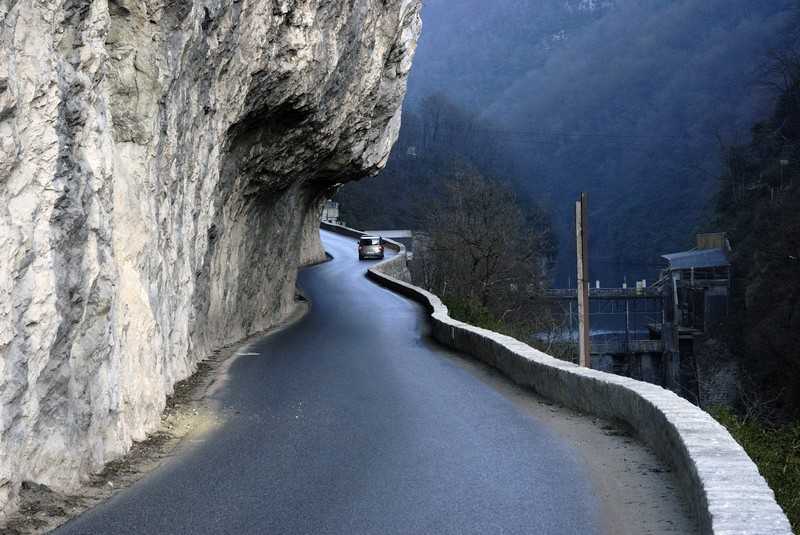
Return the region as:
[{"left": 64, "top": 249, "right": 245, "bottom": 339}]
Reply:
[{"left": 0, "top": 0, "right": 420, "bottom": 516}]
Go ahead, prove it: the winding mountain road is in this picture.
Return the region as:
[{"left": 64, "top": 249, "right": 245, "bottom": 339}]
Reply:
[{"left": 55, "top": 231, "right": 604, "bottom": 534}]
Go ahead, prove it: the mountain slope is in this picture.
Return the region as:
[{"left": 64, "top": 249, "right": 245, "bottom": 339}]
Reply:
[{"left": 377, "top": 0, "right": 795, "bottom": 285}]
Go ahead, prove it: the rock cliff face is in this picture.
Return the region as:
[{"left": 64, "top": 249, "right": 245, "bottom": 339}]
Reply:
[{"left": 0, "top": 0, "right": 420, "bottom": 516}]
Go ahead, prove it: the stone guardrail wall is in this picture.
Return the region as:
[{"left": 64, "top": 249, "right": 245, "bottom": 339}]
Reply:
[{"left": 320, "top": 222, "right": 792, "bottom": 535}]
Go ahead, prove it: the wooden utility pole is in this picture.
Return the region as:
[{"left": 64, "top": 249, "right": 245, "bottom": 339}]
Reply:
[{"left": 576, "top": 193, "right": 591, "bottom": 367}]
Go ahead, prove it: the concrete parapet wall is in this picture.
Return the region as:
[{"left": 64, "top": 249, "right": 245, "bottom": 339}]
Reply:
[{"left": 320, "top": 223, "right": 792, "bottom": 535}]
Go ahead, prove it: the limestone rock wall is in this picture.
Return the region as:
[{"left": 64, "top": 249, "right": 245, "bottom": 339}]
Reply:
[{"left": 0, "top": 0, "right": 420, "bottom": 516}]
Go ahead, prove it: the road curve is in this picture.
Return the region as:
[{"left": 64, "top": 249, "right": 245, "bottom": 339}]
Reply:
[{"left": 55, "top": 231, "right": 602, "bottom": 535}]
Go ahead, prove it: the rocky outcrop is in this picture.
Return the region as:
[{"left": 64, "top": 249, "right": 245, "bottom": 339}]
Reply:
[{"left": 0, "top": 0, "right": 420, "bottom": 517}]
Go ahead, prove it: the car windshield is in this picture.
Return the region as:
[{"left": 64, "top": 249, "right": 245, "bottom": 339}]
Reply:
[{"left": 360, "top": 238, "right": 380, "bottom": 246}]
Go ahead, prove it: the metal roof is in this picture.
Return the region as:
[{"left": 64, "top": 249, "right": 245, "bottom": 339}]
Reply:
[{"left": 662, "top": 248, "right": 730, "bottom": 270}]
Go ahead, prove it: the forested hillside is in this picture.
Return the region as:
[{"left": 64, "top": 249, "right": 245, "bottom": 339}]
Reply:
[
  {"left": 713, "top": 40, "right": 800, "bottom": 418},
  {"left": 337, "top": 95, "right": 511, "bottom": 229},
  {"left": 337, "top": 0, "right": 796, "bottom": 286},
  {"left": 702, "top": 35, "right": 800, "bottom": 524},
  {"left": 491, "top": 0, "right": 795, "bottom": 283}
]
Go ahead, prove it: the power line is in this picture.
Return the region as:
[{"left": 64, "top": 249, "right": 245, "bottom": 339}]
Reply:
[
  {"left": 429, "top": 122, "right": 705, "bottom": 143},
  {"left": 412, "top": 124, "right": 709, "bottom": 153}
]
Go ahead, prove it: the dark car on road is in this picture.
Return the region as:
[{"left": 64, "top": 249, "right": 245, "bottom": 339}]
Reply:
[{"left": 358, "top": 236, "right": 384, "bottom": 260}]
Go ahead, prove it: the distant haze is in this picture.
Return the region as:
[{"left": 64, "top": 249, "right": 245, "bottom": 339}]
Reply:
[{"left": 402, "top": 0, "right": 794, "bottom": 286}]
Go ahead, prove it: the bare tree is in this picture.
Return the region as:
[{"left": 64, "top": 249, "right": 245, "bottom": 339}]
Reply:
[{"left": 411, "top": 169, "right": 554, "bottom": 333}]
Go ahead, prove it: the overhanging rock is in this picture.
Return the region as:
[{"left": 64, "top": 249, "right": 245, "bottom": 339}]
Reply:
[{"left": 0, "top": 0, "right": 421, "bottom": 517}]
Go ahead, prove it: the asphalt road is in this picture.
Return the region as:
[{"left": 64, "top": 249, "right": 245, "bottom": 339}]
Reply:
[{"left": 55, "top": 231, "right": 601, "bottom": 535}]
